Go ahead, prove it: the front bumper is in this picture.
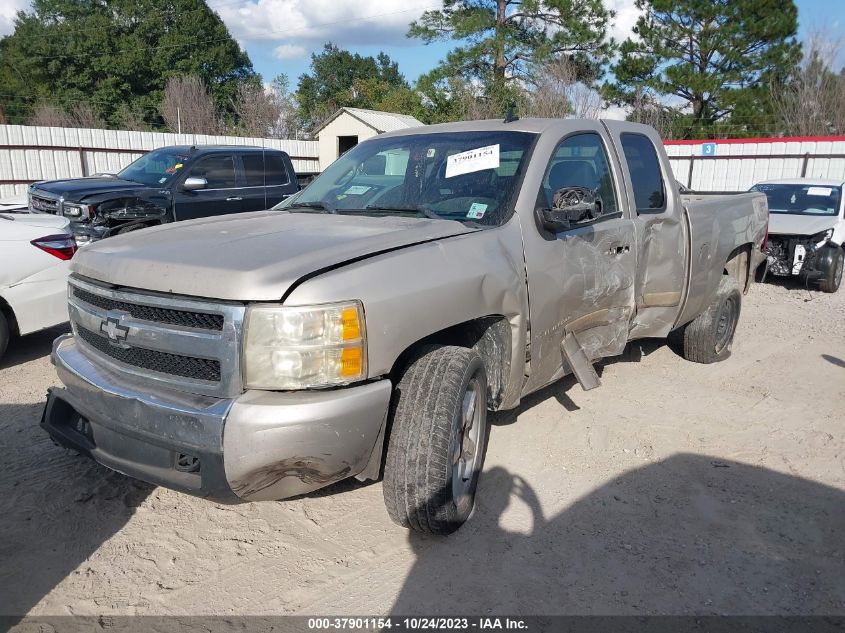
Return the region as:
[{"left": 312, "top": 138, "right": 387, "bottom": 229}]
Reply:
[{"left": 43, "top": 334, "right": 392, "bottom": 502}]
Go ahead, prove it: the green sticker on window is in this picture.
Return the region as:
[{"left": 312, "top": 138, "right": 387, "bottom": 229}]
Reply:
[{"left": 467, "top": 202, "right": 487, "bottom": 219}]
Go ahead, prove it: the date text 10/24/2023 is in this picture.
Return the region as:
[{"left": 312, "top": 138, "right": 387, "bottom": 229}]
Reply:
[{"left": 307, "top": 617, "right": 528, "bottom": 630}]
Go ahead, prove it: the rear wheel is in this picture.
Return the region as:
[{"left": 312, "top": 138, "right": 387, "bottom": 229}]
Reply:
[
  {"left": 679, "top": 275, "right": 741, "bottom": 364},
  {"left": 0, "top": 311, "right": 10, "bottom": 363},
  {"left": 819, "top": 247, "right": 844, "bottom": 293},
  {"left": 383, "top": 345, "right": 489, "bottom": 535}
]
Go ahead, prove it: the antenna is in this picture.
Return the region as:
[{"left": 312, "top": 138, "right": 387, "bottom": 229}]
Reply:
[{"left": 504, "top": 103, "right": 519, "bottom": 123}]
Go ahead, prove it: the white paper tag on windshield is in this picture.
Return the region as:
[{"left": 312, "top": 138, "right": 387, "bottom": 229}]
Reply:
[
  {"left": 344, "top": 185, "right": 371, "bottom": 195},
  {"left": 445, "top": 144, "right": 499, "bottom": 179},
  {"left": 807, "top": 186, "right": 833, "bottom": 197}
]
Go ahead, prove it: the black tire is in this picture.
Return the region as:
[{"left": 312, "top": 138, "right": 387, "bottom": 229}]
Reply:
[
  {"left": 117, "top": 223, "right": 147, "bottom": 235},
  {"left": 383, "top": 345, "right": 489, "bottom": 535},
  {"left": 0, "top": 310, "right": 9, "bottom": 363},
  {"left": 819, "top": 247, "right": 844, "bottom": 293},
  {"left": 680, "top": 275, "right": 742, "bottom": 364}
]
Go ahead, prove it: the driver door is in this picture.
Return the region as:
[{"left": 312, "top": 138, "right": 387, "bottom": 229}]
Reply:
[
  {"left": 522, "top": 130, "right": 637, "bottom": 394},
  {"left": 173, "top": 153, "right": 241, "bottom": 221}
]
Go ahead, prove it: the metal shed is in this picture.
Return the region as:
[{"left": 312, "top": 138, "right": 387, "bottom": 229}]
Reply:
[{"left": 313, "top": 108, "right": 424, "bottom": 170}]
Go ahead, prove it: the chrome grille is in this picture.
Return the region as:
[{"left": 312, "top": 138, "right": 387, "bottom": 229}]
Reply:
[
  {"left": 67, "top": 275, "right": 245, "bottom": 398},
  {"left": 72, "top": 286, "right": 225, "bottom": 331},
  {"left": 30, "top": 193, "right": 60, "bottom": 214},
  {"left": 77, "top": 327, "right": 222, "bottom": 382}
]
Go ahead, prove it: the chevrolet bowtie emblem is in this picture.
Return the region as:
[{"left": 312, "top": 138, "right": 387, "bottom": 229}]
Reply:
[{"left": 100, "top": 315, "right": 130, "bottom": 343}]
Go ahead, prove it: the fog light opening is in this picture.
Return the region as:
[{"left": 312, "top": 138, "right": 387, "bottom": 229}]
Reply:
[{"left": 175, "top": 453, "right": 201, "bottom": 473}]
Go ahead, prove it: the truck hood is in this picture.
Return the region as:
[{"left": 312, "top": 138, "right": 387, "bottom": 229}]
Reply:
[
  {"left": 767, "top": 213, "right": 840, "bottom": 237},
  {"left": 32, "top": 177, "right": 152, "bottom": 201},
  {"left": 71, "top": 211, "right": 478, "bottom": 301}
]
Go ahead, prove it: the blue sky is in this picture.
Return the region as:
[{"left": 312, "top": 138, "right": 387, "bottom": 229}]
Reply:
[
  {"left": 217, "top": 0, "right": 845, "bottom": 87},
  {"left": 1, "top": 0, "right": 843, "bottom": 86}
]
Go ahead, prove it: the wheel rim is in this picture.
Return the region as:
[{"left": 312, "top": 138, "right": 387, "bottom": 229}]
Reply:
[
  {"left": 714, "top": 295, "right": 737, "bottom": 354},
  {"left": 835, "top": 253, "right": 844, "bottom": 287},
  {"left": 451, "top": 374, "right": 484, "bottom": 507}
]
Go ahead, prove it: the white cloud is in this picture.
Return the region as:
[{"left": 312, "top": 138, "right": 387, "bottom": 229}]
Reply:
[
  {"left": 605, "top": 0, "right": 641, "bottom": 44},
  {"left": 209, "top": 0, "right": 436, "bottom": 53},
  {"left": 273, "top": 43, "right": 307, "bottom": 59},
  {"left": 601, "top": 104, "right": 628, "bottom": 120},
  {"left": 0, "top": 0, "right": 30, "bottom": 36}
]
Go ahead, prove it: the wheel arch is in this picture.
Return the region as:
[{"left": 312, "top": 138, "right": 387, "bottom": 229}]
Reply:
[
  {"left": 389, "top": 315, "right": 512, "bottom": 411},
  {"left": 723, "top": 243, "right": 754, "bottom": 294},
  {"left": 0, "top": 294, "right": 20, "bottom": 337}
]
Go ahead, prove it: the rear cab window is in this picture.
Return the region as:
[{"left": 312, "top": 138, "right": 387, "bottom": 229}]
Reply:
[
  {"left": 620, "top": 133, "right": 666, "bottom": 212},
  {"left": 265, "top": 153, "right": 291, "bottom": 187},
  {"left": 242, "top": 153, "right": 265, "bottom": 187}
]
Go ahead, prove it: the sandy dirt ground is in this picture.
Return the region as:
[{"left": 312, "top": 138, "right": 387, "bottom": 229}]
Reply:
[{"left": 1, "top": 278, "right": 844, "bottom": 618}]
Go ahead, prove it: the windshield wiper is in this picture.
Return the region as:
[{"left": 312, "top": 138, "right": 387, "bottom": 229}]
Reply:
[
  {"left": 286, "top": 201, "right": 336, "bottom": 213},
  {"left": 363, "top": 204, "right": 445, "bottom": 220}
]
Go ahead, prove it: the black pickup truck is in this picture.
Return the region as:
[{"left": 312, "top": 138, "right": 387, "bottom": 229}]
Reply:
[{"left": 27, "top": 145, "right": 299, "bottom": 241}]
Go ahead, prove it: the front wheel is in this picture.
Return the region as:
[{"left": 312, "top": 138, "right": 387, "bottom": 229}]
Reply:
[
  {"left": 819, "top": 247, "right": 844, "bottom": 293},
  {"left": 678, "top": 275, "right": 741, "bottom": 364},
  {"left": 383, "top": 345, "right": 489, "bottom": 535}
]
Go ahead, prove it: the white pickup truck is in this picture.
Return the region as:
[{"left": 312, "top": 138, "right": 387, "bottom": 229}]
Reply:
[{"left": 42, "top": 119, "right": 768, "bottom": 533}]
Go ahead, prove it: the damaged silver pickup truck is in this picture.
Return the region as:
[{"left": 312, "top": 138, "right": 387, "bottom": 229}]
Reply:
[{"left": 42, "top": 119, "right": 768, "bottom": 534}]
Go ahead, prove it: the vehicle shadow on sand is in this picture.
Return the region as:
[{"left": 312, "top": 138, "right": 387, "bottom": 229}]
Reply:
[
  {"left": 492, "top": 338, "right": 669, "bottom": 423},
  {"left": 0, "top": 323, "right": 69, "bottom": 369},
  {"left": 391, "top": 456, "right": 845, "bottom": 615},
  {"left": 0, "top": 401, "right": 151, "bottom": 619}
]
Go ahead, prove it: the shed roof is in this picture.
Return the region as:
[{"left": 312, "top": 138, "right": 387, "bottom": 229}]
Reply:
[{"left": 313, "top": 107, "right": 424, "bottom": 135}]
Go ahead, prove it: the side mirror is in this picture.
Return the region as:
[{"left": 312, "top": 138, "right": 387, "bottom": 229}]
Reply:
[
  {"left": 541, "top": 187, "right": 601, "bottom": 232},
  {"left": 182, "top": 176, "right": 207, "bottom": 192}
]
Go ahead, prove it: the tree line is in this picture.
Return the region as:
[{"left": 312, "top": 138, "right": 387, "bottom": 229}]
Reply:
[{"left": 0, "top": 0, "right": 842, "bottom": 140}]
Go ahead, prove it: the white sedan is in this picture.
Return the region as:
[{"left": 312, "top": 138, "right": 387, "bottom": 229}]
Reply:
[{"left": 0, "top": 213, "right": 77, "bottom": 361}]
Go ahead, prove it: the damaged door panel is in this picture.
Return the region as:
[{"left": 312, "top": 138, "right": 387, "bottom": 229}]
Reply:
[{"left": 520, "top": 126, "right": 636, "bottom": 395}]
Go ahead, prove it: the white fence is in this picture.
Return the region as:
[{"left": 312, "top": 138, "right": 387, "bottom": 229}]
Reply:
[
  {"left": 0, "top": 124, "right": 320, "bottom": 199},
  {"left": 665, "top": 136, "right": 845, "bottom": 191},
  {"left": 4, "top": 125, "right": 845, "bottom": 199}
]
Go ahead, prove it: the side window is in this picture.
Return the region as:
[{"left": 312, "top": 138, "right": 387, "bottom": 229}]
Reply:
[
  {"left": 359, "top": 149, "right": 410, "bottom": 176},
  {"left": 620, "top": 133, "right": 666, "bottom": 211},
  {"left": 190, "top": 155, "right": 236, "bottom": 189},
  {"left": 544, "top": 133, "right": 619, "bottom": 216},
  {"left": 264, "top": 153, "right": 290, "bottom": 187},
  {"left": 242, "top": 154, "right": 264, "bottom": 187}
]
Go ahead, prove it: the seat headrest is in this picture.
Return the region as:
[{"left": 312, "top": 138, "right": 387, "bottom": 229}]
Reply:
[{"left": 548, "top": 160, "right": 597, "bottom": 192}]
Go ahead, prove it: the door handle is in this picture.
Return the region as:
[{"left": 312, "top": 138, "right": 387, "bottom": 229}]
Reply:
[
  {"left": 226, "top": 196, "right": 243, "bottom": 201},
  {"left": 606, "top": 243, "right": 630, "bottom": 256}
]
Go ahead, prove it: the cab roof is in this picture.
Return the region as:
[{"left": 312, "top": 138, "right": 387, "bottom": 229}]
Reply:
[{"left": 156, "top": 145, "right": 286, "bottom": 154}]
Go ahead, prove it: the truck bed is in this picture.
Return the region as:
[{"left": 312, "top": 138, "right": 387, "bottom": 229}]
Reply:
[{"left": 676, "top": 191, "right": 769, "bottom": 327}]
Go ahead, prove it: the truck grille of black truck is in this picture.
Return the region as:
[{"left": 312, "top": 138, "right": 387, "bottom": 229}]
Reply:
[
  {"left": 30, "top": 194, "right": 60, "bottom": 213},
  {"left": 77, "top": 326, "right": 222, "bottom": 382},
  {"left": 73, "top": 287, "right": 224, "bottom": 331}
]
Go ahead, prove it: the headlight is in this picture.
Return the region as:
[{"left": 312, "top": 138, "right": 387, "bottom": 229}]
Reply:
[
  {"left": 243, "top": 301, "right": 367, "bottom": 390},
  {"left": 62, "top": 203, "right": 93, "bottom": 219}
]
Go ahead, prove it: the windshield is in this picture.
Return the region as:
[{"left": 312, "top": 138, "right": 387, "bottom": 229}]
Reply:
[
  {"left": 118, "top": 149, "right": 192, "bottom": 187},
  {"left": 750, "top": 183, "right": 842, "bottom": 216},
  {"left": 276, "top": 131, "right": 537, "bottom": 226}
]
